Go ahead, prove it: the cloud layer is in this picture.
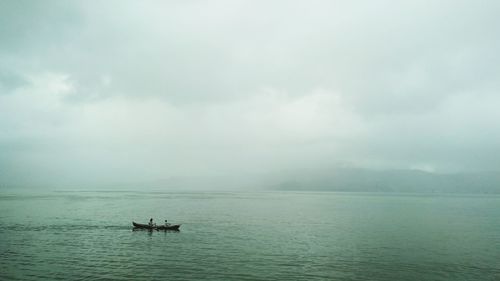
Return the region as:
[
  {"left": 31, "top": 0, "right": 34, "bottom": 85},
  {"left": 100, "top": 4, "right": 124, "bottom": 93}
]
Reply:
[{"left": 1, "top": 0, "right": 500, "bottom": 187}]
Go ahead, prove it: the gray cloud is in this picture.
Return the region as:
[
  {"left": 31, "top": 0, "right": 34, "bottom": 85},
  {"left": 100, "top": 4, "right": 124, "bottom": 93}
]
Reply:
[{"left": 1, "top": 0, "right": 500, "bottom": 188}]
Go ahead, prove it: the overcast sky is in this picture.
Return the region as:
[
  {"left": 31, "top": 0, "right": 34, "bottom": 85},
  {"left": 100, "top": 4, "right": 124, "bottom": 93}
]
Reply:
[{"left": 1, "top": 1, "right": 500, "bottom": 187}]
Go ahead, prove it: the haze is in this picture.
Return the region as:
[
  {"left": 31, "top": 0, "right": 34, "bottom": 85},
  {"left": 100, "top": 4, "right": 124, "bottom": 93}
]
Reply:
[{"left": 1, "top": 1, "right": 500, "bottom": 189}]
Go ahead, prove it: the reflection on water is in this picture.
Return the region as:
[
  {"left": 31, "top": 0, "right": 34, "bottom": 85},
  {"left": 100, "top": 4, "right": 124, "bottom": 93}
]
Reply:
[
  {"left": 132, "top": 228, "right": 180, "bottom": 232},
  {"left": 1, "top": 191, "right": 500, "bottom": 280}
]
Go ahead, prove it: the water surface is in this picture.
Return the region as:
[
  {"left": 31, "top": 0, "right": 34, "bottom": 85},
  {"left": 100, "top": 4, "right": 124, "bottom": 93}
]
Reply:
[{"left": 1, "top": 191, "right": 499, "bottom": 280}]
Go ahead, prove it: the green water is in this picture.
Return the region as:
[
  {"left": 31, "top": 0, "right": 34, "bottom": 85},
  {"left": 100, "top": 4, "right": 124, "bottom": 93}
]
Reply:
[{"left": 1, "top": 191, "right": 499, "bottom": 280}]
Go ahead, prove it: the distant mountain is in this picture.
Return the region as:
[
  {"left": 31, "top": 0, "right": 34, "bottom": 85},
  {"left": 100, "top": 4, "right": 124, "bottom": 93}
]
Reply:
[
  {"left": 124, "top": 168, "right": 500, "bottom": 194},
  {"left": 269, "top": 168, "right": 500, "bottom": 194},
  {"left": 3, "top": 168, "right": 499, "bottom": 194},
  {"left": 93, "top": 168, "right": 500, "bottom": 194}
]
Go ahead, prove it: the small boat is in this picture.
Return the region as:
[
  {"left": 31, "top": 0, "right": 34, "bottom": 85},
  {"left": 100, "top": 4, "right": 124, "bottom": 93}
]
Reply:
[{"left": 132, "top": 222, "right": 181, "bottom": 231}]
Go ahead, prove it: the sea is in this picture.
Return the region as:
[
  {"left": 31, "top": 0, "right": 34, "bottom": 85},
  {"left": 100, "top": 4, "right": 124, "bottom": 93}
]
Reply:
[{"left": 0, "top": 190, "right": 499, "bottom": 280}]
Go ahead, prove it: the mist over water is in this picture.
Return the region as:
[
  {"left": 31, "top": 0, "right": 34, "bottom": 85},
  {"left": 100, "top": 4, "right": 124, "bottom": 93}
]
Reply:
[
  {"left": 2, "top": 1, "right": 500, "bottom": 280},
  {"left": 2, "top": 1, "right": 500, "bottom": 188},
  {"left": 1, "top": 191, "right": 499, "bottom": 280}
]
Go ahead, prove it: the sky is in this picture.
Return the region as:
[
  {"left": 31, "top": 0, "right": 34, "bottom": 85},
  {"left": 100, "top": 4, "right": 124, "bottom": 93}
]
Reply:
[{"left": 1, "top": 0, "right": 500, "bottom": 188}]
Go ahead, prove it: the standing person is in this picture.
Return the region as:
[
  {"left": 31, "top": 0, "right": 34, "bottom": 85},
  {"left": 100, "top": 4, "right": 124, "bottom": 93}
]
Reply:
[
  {"left": 149, "top": 218, "right": 154, "bottom": 227},
  {"left": 164, "top": 220, "right": 169, "bottom": 226}
]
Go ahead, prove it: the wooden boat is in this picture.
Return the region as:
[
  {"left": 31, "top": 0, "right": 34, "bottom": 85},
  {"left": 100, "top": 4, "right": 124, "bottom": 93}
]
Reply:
[{"left": 132, "top": 222, "right": 181, "bottom": 231}]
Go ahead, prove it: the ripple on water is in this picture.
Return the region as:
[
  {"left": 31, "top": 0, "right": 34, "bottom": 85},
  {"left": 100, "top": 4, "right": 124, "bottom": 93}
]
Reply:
[{"left": 1, "top": 191, "right": 500, "bottom": 280}]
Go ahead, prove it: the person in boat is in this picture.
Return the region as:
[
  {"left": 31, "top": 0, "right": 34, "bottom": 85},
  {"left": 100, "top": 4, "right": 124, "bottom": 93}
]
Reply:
[
  {"left": 149, "top": 218, "right": 155, "bottom": 227},
  {"left": 164, "top": 220, "right": 170, "bottom": 227}
]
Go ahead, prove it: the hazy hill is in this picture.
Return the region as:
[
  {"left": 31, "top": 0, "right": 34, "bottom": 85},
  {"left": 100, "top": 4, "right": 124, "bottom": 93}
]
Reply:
[
  {"left": 269, "top": 168, "right": 500, "bottom": 194},
  {"left": 3, "top": 168, "right": 499, "bottom": 194},
  {"left": 111, "top": 168, "right": 500, "bottom": 194}
]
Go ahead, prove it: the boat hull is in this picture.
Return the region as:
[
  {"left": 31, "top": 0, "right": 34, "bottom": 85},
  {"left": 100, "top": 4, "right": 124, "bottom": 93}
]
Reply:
[{"left": 132, "top": 222, "right": 181, "bottom": 231}]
